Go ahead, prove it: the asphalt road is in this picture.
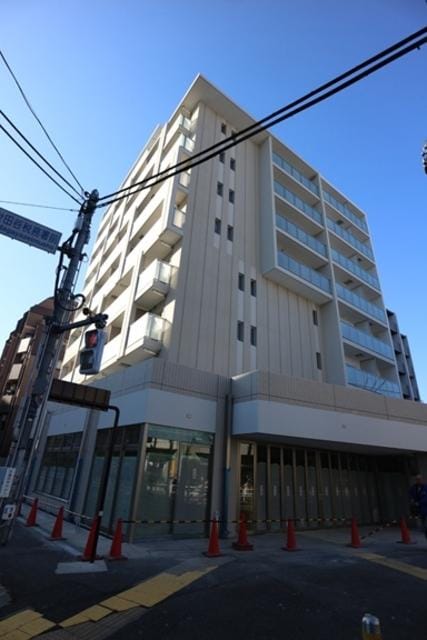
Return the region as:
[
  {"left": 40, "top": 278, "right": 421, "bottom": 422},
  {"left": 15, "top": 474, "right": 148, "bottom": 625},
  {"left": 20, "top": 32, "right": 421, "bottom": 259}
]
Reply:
[{"left": 2, "top": 523, "right": 427, "bottom": 639}]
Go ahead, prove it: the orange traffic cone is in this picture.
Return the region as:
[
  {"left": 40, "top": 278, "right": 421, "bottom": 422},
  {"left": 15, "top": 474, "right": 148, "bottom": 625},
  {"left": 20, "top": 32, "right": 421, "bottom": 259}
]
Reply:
[
  {"left": 232, "top": 513, "right": 253, "bottom": 551},
  {"left": 80, "top": 516, "right": 102, "bottom": 561},
  {"left": 349, "top": 517, "right": 362, "bottom": 548},
  {"left": 397, "top": 516, "right": 415, "bottom": 545},
  {"left": 204, "top": 516, "right": 222, "bottom": 557},
  {"left": 49, "top": 506, "right": 66, "bottom": 541},
  {"left": 108, "top": 519, "right": 127, "bottom": 560},
  {"left": 25, "top": 498, "right": 38, "bottom": 527},
  {"left": 283, "top": 519, "right": 299, "bottom": 551}
]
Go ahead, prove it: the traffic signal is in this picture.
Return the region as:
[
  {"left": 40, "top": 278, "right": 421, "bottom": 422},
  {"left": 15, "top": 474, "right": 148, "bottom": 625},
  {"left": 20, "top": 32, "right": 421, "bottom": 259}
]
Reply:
[{"left": 79, "top": 329, "right": 106, "bottom": 375}]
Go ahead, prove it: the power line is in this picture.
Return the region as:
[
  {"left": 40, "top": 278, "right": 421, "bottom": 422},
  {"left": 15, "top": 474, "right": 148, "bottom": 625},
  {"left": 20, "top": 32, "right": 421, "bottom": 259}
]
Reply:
[
  {"left": 98, "top": 26, "right": 426, "bottom": 204},
  {"left": 0, "top": 125, "right": 82, "bottom": 205},
  {"left": 0, "top": 200, "right": 79, "bottom": 212},
  {"left": 98, "top": 32, "right": 426, "bottom": 209},
  {"left": 0, "top": 48, "right": 85, "bottom": 196},
  {"left": 1, "top": 110, "right": 83, "bottom": 200}
]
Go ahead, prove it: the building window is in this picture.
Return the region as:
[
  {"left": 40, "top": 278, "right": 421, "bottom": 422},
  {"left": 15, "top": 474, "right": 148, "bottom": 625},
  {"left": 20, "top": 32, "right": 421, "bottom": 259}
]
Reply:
[
  {"left": 219, "top": 151, "right": 225, "bottom": 164},
  {"left": 312, "top": 310, "right": 318, "bottom": 326},
  {"left": 217, "top": 181, "right": 223, "bottom": 197},
  {"left": 316, "top": 352, "right": 322, "bottom": 370},
  {"left": 214, "top": 218, "right": 221, "bottom": 234},
  {"left": 36, "top": 433, "right": 82, "bottom": 500},
  {"left": 221, "top": 123, "right": 227, "bottom": 135},
  {"left": 238, "top": 273, "right": 245, "bottom": 291},
  {"left": 229, "top": 189, "right": 235, "bottom": 204},
  {"left": 227, "top": 225, "right": 234, "bottom": 242},
  {"left": 250, "top": 279, "right": 257, "bottom": 297},
  {"left": 250, "top": 326, "right": 257, "bottom": 347},
  {"left": 230, "top": 157, "right": 236, "bottom": 171},
  {"left": 237, "top": 321, "right": 244, "bottom": 342}
]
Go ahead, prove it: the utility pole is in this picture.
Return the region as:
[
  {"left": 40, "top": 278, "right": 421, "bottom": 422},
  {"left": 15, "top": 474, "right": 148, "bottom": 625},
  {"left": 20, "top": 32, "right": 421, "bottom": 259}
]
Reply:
[{"left": 3, "top": 189, "right": 99, "bottom": 542}]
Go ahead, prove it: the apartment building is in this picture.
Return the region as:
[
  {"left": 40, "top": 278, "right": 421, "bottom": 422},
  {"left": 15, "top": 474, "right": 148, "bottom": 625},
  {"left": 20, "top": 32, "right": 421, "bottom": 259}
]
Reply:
[
  {"left": 387, "top": 309, "right": 420, "bottom": 402},
  {"left": 30, "top": 76, "right": 427, "bottom": 539},
  {"left": 0, "top": 297, "right": 53, "bottom": 460}
]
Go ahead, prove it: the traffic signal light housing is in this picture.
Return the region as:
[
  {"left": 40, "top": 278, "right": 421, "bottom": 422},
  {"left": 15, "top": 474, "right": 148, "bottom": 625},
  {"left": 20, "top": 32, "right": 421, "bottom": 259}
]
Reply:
[{"left": 79, "top": 329, "right": 107, "bottom": 375}]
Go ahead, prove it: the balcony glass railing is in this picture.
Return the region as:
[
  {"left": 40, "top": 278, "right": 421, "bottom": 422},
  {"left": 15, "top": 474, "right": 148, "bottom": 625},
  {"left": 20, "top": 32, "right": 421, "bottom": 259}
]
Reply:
[
  {"left": 341, "top": 322, "right": 394, "bottom": 360},
  {"left": 323, "top": 190, "right": 368, "bottom": 233},
  {"left": 128, "top": 313, "right": 166, "bottom": 347},
  {"left": 277, "top": 252, "right": 331, "bottom": 294},
  {"left": 276, "top": 215, "right": 326, "bottom": 256},
  {"left": 137, "top": 260, "right": 172, "bottom": 296},
  {"left": 331, "top": 249, "right": 380, "bottom": 290},
  {"left": 272, "top": 152, "right": 319, "bottom": 196},
  {"left": 327, "top": 218, "right": 374, "bottom": 260},
  {"left": 274, "top": 181, "right": 322, "bottom": 225},
  {"left": 346, "top": 365, "right": 401, "bottom": 398},
  {"left": 336, "top": 283, "right": 386, "bottom": 323}
]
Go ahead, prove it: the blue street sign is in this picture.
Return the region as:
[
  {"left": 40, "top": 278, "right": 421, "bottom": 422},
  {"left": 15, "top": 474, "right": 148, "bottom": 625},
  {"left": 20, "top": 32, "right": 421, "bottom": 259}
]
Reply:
[{"left": 0, "top": 207, "right": 62, "bottom": 254}]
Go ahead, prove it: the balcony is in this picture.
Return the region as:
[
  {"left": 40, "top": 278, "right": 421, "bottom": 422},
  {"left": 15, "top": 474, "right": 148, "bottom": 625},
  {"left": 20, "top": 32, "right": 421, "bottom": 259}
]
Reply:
[
  {"left": 341, "top": 322, "right": 394, "bottom": 361},
  {"left": 323, "top": 190, "right": 368, "bottom": 234},
  {"left": 135, "top": 260, "right": 173, "bottom": 310},
  {"left": 336, "top": 283, "right": 386, "bottom": 323},
  {"left": 124, "top": 313, "right": 167, "bottom": 364},
  {"left": 274, "top": 181, "right": 322, "bottom": 226},
  {"left": 327, "top": 219, "right": 374, "bottom": 260},
  {"left": 102, "top": 288, "right": 128, "bottom": 323},
  {"left": 101, "top": 333, "right": 123, "bottom": 368},
  {"left": 346, "top": 365, "right": 401, "bottom": 398},
  {"left": 272, "top": 251, "right": 331, "bottom": 303},
  {"left": 331, "top": 249, "right": 380, "bottom": 290},
  {"left": 272, "top": 152, "right": 319, "bottom": 196},
  {"left": 276, "top": 215, "right": 326, "bottom": 257},
  {"left": 164, "top": 113, "right": 192, "bottom": 149}
]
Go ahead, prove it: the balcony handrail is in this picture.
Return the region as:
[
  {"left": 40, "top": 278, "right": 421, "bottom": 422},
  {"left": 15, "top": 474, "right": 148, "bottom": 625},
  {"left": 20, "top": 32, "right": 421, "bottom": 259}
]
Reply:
[
  {"left": 276, "top": 214, "right": 326, "bottom": 256},
  {"left": 272, "top": 152, "right": 319, "bottom": 196},
  {"left": 277, "top": 251, "right": 331, "bottom": 293},
  {"left": 331, "top": 249, "right": 380, "bottom": 290},
  {"left": 323, "top": 189, "right": 368, "bottom": 233},
  {"left": 341, "top": 322, "right": 394, "bottom": 360},
  {"left": 335, "top": 283, "right": 385, "bottom": 322},
  {"left": 327, "top": 218, "right": 373, "bottom": 260},
  {"left": 346, "top": 364, "right": 400, "bottom": 397},
  {"left": 274, "top": 181, "right": 322, "bottom": 225}
]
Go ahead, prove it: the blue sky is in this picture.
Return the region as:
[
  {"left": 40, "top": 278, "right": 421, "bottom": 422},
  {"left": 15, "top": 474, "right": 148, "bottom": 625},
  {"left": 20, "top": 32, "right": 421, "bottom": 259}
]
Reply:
[{"left": 0, "top": 1, "right": 426, "bottom": 394}]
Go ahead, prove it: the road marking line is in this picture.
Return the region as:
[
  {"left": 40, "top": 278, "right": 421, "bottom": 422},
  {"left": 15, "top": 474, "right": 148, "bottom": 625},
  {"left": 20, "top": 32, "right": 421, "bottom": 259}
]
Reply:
[{"left": 359, "top": 552, "right": 427, "bottom": 581}]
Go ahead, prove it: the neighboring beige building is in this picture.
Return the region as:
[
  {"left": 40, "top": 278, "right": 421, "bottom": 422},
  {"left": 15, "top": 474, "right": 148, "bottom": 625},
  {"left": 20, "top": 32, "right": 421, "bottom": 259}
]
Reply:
[
  {"left": 0, "top": 297, "right": 53, "bottom": 460},
  {"left": 30, "top": 76, "right": 427, "bottom": 539}
]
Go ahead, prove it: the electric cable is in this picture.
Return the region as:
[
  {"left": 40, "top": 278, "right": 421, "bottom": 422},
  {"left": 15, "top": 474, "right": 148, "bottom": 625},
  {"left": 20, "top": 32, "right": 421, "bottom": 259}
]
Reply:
[
  {"left": 98, "top": 33, "right": 426, "bottom": 209},
  {"left": 0, "top": 124, "right": 82, "bottom": 205},
  {"left": 0, "top": 200, "right": 79, "bottom": 212},
  {"left": 0, "top": 49, "right": 85, "bottom": 196},
  {"left": 98, "top": 26, "right": 426, "bottom": 204},
  {"left": 0, "top": 110, "right": 83, "bottom": 199}
]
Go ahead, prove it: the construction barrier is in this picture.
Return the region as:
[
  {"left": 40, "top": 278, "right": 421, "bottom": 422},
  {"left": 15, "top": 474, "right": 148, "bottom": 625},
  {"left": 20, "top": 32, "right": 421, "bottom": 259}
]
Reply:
[
  {"left": 349, "top": 517, "right": 362, "bottom": 549},
  {"left": 25, "top": 498, "right": 38, "bottom": 527},
  {"left": 80, "top": 516, "right": 102, "bottom": 562},
  {"left": 49, "top": 506, "right": 66, "bottom": 541},
  {"left": 204, "top": 515, "right": 222, "bottom": 558},
  {"left": 232, "top": 513, "right": 253, "bottom": 551},
  {"left": 397, "top": 516, "right": 415, "bottom": 545},
  {"left": 108, "top": 519, "right": 127, "bottom": 560}
]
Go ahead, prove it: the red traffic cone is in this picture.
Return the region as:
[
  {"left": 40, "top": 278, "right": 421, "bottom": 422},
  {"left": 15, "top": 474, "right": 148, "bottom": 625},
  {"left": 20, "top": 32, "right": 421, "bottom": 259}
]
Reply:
[
  {"left": 49, "top": 506, "right": 66, "bottom": 541},
  {"left": 80, "top": 516, "right": 102, "bottom": 561},
  {"left": 232, "top": 513, "right": 253, "bottom": 551},
  {"left": 397, "top": 516, "right": 415, "bottom": 545},
  {"left": 108, "top": 519, "right": 127, "bottom": 560},
  {"left": 25, "top": 498, "right": 38, "bottom": 527},
  {"left": 349, "top": 517, "right": 362, "bottom": 548},
  {"left": 204, "top": 516, "right": 222, "bottom": 558},
  {"left": 283, "top": 519, "right": 299, "bottom": 551}
]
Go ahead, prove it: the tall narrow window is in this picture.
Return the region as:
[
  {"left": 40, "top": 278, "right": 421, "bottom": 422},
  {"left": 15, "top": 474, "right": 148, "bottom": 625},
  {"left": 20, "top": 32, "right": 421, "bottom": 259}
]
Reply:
[
  {"left": 250, "top": 326, "right": 257, "bottom": 347},
  {"left": 221, "top": 123, "right": 227, "bottom": 135},
  {"left": 316, "top": 352, "right": 322, "bottom": 370},
  {"left": 230, "top": 157, "right": 236, "bottom": 171},
  {"left": 229, "top": 189, "right": 235, "bottom": 204},
  {"left": 312, "top": 310, "right": 318, "bottom": 326},
  {"left": 237, "top": 321, "right": 244, "bottom": 342},
  {"left": 227, "top": 225, "right": 234, "bottom": 242},
  {"left": 250, "top": 279, "right": 257, "bottom": 297},
  {"left": 214, "top": 218, "right": 221, "bottom": 234},
  {"left": 219, "top": 151, "right": 225, "bottom": 164},
  {"left": 217, "top": 181, "right": 223, "bottom": 197},
  {"left": 238, "top": 273, "right": 245, "bottom": 291}
]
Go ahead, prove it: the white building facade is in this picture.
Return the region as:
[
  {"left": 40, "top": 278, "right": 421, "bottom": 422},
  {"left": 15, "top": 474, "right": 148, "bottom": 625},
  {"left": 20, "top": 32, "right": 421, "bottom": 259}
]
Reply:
[{"left": 30, "top": 76, "right": 427, "bottom": 539}]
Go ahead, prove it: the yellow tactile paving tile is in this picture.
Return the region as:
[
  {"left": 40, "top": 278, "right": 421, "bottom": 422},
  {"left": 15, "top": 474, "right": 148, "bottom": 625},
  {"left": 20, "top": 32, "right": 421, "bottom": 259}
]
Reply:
[
  {"left": 59, "top": 612, "right": 91, "bottom": 629},
  {"left": 1, "top": 630, "right": 31, "bottom": 640},
  {"left": 19, "top": 618, "right": 56, "bottom": 637},
  {"left": 79, "top": 605, "right": 111, "bottom": 622},
  {"left": 0, "top": 610, "right": 42, "bottom": 636},
  {"left": 359, "top": 552, "right": 427, "bottom": 581},
  {"left": 119, "top": 566, "right": 217, "bottom": 608},
  {"left": 100, "top": 596, "right": 138, "bottom": 612}
]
